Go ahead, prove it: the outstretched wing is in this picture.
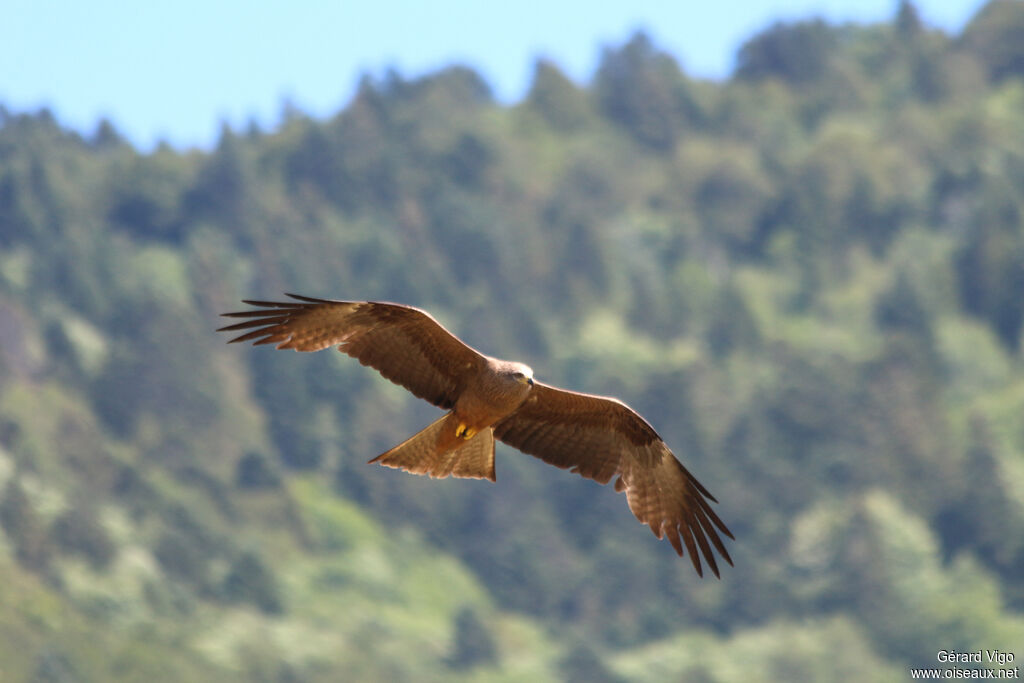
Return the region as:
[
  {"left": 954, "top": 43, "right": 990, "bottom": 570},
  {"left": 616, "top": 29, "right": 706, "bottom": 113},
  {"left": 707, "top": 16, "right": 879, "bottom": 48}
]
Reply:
[
  {"left": 218, "top": 294, "right": 485, "bottom": 410},
  {"left": 493, "top": 382, "right": 733, "bottom": 577}
]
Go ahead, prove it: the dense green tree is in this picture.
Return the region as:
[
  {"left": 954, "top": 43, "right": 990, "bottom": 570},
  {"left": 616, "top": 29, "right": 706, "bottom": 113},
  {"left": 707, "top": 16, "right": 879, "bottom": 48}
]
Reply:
[
  {"left": 106, "top": 151, "right": 191, "bottom": 241},
  {"left": 874, "top": 271, "right": 933, "bottom": 344},
  {"left": 31, "top": 647, "right": 79, "bottom": 683},
  {"left": 595, "top": 32, "right": 693, "bottom": 150},
  {"left": 561, "top": 641, "right": 625, "bottom": 683},
  {"left": 960, "top": 0, "right": 1024, "bottom": 82},
  {"left": 895, "top": 0, "right": 924, "bottom": 37},
  {"left": 934, "top": 418, "right": 1024, "bottom": 590},
  {"left": 184, "top": 125, "right": 251, "bottom": 228},
  {"left": 953, "top": 182, "right": 1024, "bottom": 349},
  {"left": 446, "top": 607, "right": 498, "bottom": 670},
  {"left": 235, "top": 451, "right": 283, "bottom": 490},
  {"left": 153, "top": 530, "right": 209, "bottom": 586},
  {"left": 736, "top": 19, "right": 838, "bottom": 85},
  {"left": 49, "top": 507, "right": 116, "bottom": 570},
  {"left": 222, "top": 551, "right": 284, "bottom": 614},
  {"left": 0, "top": 481, "right": 53, "bottom": 571},
  {"left": 527, "top": 58, "right": 590, "bottom": 130}
]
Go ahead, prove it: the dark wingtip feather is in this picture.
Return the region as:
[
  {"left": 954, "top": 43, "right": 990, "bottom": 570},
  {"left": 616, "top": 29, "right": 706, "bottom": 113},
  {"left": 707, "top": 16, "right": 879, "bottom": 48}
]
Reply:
[
  {"left": 678, "top": 524, "right": 703, "bottom": 578},
  {"left": 285, "top": 292, "right": 332, "bottom": 303},
  {"left": 253, "top": 337, "right": 284, "bottom": 346},
  {"left": 240, "top": 299, "right": 295, "bottom": 308},
  {"left": 218, "top": 298, "right": 302, "bottom": 344},
  {"left": 217, "top": 317, "right": 288, "bottom": 333},
  {"left": 226, "top": 328, "right": 281, "bottom": 344},
  {"left": 705, "top": 504, "right": 735, "bottom": 541},
  {"left": 665, "top": 526, "right": 684, "bottom": 556},
  {"left": 708, "top": 529, "right": 734, "bottom": 568},
  {"left": 220, "top": 309, "right": 283, "bottom": 319},
  {"left": 688, "top": 520, "right": 719, "bottom": 579},
  {"left": 688, "top": 475, "right": 717, "bottom": 502}
]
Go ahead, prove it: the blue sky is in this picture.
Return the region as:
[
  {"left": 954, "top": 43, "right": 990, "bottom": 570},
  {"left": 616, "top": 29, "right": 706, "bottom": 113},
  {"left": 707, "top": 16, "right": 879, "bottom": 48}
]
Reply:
[{"left": 3, "top": 0, "right": 986, "bottom": 150}]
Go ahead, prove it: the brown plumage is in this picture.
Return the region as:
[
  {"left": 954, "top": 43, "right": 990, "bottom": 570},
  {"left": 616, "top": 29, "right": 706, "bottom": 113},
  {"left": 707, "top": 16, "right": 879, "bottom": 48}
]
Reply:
[{"left": 219, "top": 294, "right": 733, "bottom": 577}]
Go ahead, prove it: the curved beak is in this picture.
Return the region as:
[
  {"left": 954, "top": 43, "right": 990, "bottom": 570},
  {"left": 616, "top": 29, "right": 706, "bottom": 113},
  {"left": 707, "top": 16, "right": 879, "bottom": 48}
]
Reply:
[{"left": 527, "top": 377, "right": 534, "bottom": 386}]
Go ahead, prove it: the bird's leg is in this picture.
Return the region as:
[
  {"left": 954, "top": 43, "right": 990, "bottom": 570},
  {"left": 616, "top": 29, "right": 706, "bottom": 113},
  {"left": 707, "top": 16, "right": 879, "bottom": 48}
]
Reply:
[{"left": 455, "top": 422, "right": 478, "bottom": 440}]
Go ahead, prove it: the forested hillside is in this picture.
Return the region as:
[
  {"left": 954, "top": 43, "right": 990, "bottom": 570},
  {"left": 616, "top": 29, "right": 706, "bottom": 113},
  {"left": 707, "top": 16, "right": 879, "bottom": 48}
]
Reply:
[{"left": 1, "top": 1, "right": 1023, "bottom": 680}]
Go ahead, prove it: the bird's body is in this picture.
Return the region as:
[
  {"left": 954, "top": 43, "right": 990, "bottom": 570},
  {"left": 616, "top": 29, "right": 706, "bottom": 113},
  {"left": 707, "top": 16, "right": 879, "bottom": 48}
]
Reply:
[
  {"left": 374, "top": 357, "right": 534, "bottom": 481},
  {"left": 219, "top": 294, "right": 733, "bottom": 577},
  {"left": 450, "top": 357, "right": 535, "bottom": 443}
]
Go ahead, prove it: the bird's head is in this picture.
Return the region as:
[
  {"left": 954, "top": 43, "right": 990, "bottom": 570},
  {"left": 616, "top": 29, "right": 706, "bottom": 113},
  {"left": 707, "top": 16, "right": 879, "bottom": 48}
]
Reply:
[{"left": 506, "top": 362, "right": 534, "bottom": 387}]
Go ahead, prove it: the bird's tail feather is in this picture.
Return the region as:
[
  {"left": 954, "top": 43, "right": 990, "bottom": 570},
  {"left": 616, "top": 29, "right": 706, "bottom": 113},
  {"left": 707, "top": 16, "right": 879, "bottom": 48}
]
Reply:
[{"left": 369, "top": 414, "right": 496, "bottom": 481}]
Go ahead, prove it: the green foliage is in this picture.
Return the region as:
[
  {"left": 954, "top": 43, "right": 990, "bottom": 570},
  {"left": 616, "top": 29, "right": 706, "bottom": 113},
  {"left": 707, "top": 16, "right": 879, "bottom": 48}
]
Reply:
[
  {"left": 526, "top": 59, "right": 590, "bottom": 131},
  {"left": 736, "top": 20, "right": 839, "bottom": 86},
  {"left": 0, "top": 480, "right": 53, "bottom": 571},
  {"left": 561, "top": 641, "right": 626, "bottom": 683},
  {"left": 960, "top": 0, "right": 1024, "bottom": 82},
  {"left": 953, "top": 183, "right": 1024, "bottom": 349},
  {"left": 1, "top": 2, "right": 1023, "bottom": 679},
  {"left": 595, "top": 32, "right": 694, "bottom": 150},
  {"left": 153, "top": 529, "right": 209, "bottom": 586},
  {"left": 106, "top": 150, "right": 194, "bottom": 240},
  {"left": 235, "top": 450, "right": 283, "bottom": 490},
  {"left": 222, "top": 551, "right": 283, "bottom": 614},
  {"left": 446, "top": 606, "right": 499, "bottom": 670},
  {"left": 49, "top": 507, "right": 116, "bottom": 570}
]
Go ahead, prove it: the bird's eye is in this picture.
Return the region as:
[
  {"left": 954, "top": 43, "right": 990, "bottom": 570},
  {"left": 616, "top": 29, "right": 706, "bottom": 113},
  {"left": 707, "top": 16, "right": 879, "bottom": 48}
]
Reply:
[{"left": 513, "top": 371, "right": 524, "bottom": 378}]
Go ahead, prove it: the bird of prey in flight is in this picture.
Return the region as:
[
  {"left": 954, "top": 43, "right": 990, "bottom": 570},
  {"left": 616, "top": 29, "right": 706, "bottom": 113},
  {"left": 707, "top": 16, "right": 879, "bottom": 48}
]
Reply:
[{"left": 219, "top": 294, "right": 733, "bottom": 577}]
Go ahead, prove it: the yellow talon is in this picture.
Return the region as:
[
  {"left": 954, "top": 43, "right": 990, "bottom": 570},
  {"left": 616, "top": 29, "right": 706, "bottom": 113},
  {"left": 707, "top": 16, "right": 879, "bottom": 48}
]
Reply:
[{"left": 455, "top": 423, "right": 476, "bottom": 440}]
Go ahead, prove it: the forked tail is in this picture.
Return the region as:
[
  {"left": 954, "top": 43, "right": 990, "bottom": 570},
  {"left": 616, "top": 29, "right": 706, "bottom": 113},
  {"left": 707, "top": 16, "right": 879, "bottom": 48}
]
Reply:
[{"left": 369, "top": 414, "right": 496, "bottom": 481}]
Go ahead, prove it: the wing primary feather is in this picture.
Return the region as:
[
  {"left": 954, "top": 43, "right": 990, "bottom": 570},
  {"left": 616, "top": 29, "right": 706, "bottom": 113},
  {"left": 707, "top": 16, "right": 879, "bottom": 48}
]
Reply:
[
  {"left": 688, "top": 490, "right": 735, "bottom": 540},
  {"left": 695, "top": 498, "right": 735, "bottom": 540},
  {"left": 217, "top": 316, "right": 291, "bottom": 332},
  {"left": 665, "top": 525, "right": 683, "bottom": 556},
  {"left": 690, "top": 522, "right": 720, "bottom": 579},
  {"left": 648, "top": 518, "right": 661, "bottom": 536},
  {"left": 693, "top": 506, "right": 734, "bottom": 566},
  {"left": 685, "top": 473, "right": 718, "bottom": 503},
  {"left": 256, "top": 335, "right": 289, "bottom": 346},
  {"left": 678, "top": 523, "right": 703, "bottom": 577},
  {"left": 284, "top": 292, "right": 334, "bottom": 303},
  {"left": 241, "top": 299, "right": 304, "bottom": 308},
  {"left": 220, "top": 309, "right": 288, "bottom": 319},
  {"left": 227, "top": 329, "right": 280, "bottom": 344}
]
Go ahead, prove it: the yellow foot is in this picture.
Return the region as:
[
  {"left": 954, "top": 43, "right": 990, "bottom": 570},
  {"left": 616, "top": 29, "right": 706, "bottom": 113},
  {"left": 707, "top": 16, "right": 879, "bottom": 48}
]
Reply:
[{"left": 455, "top": 423, "right": 478, "bottom": 440}]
